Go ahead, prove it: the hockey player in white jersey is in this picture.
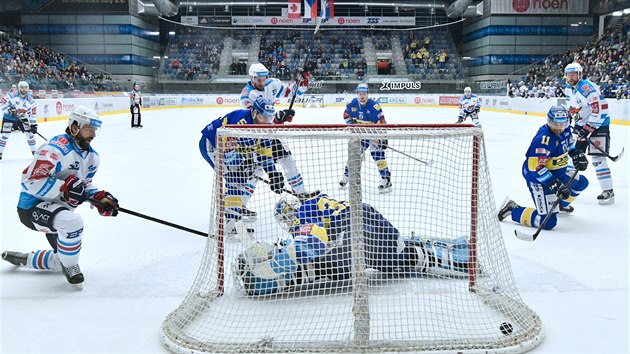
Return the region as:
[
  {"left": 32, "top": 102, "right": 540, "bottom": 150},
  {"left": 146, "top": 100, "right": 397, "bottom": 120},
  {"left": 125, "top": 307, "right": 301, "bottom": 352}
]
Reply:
[
  {"left": 564, "top": 62, "right": 615, "bottom": 204},
  {"left": 1, "top": 106, "right": 119, "bottom": 288},
  {"left": 0, "top": 81, "right": 38, "bottom": 160},
  {"left": 456, "top": 87, "right": 482, "bottom": 127},
  {"left": 239, "top": 63, "right": 310, "bottom": 195}
]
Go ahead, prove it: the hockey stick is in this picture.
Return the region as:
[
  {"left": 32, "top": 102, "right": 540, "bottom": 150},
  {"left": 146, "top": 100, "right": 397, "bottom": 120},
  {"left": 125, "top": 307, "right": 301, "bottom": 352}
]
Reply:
[
  {"left": 514, "top": 169, "right": 579, "bottom": 242},
  {"left": 287, "top": 50, "right": 311, "bottom": 111},
  {"left": 14, "top": 117, "right": 47, "bottom": 140},
  {"left": 89, "top": 199, "right": 209, "bottom": 238},
  {"left": 586, "top": 139, "right": 624, "bottom": 162},
  {"left": 253, "top": 175, "right": 320, "bottom": 199},
  {"left": 387, "top": 146, "right": 432, "bottom": 166},
  {"left": 570, "top": 125, "right": 624, "bottom": 162}
]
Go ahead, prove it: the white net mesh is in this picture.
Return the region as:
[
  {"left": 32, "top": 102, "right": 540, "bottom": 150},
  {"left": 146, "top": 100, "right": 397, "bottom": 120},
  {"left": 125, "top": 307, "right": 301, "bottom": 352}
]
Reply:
[{"left": 161, "top": 125, "right": 543, "bottom": 353}]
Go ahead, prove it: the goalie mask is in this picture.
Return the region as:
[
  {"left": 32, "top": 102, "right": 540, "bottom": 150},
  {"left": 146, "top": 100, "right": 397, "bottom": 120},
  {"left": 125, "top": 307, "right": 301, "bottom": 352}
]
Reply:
[{"left": 274, "top": 196, "right": 300, "bottom": 231}]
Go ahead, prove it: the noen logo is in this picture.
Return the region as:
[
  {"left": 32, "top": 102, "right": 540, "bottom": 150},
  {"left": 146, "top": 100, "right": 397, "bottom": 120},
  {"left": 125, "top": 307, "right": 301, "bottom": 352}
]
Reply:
[{"left": 512, "top": 0, "right": 529, "bottom": 12}]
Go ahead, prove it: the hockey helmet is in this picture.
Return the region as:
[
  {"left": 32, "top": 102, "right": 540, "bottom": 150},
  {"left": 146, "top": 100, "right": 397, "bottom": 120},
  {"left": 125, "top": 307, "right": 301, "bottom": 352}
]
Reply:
[
  {"left": 464, "top": 86, "right": 472, "bottom": 96},
  {"left": 18, "top": 81, "right": 29, "bottom": 95},
  {"left": 68, "top": 106, "right": 102, "bottom": 132},
  {"left": 546, "top": 105, "right": 569, "bottom": 131},
  {"left": 564, "top": 62, "right": 583, "bottom": 74},
  {"left": 251, "top": 97, "right": 275, "bottom": 122},
  {"left": 274, "top": 196, "right": 300, "bottom": 231},
  {"left": 356, "top": 83, "right": 369, "bottom": 93},
  {"left": 249, "top": 63, "right": 269, "bottom": 78}
]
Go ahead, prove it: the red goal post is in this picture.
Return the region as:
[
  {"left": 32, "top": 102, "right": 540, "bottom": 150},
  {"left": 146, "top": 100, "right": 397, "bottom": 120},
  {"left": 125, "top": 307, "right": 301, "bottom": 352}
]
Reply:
[{"left": 161, "top": 124, "right": 543, "bottom": 354}]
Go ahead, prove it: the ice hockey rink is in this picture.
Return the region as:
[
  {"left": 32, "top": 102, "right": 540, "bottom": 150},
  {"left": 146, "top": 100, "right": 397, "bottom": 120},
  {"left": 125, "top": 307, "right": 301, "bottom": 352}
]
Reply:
[{"left": 1, "top": 104, "right": 628, "bottom": 353}]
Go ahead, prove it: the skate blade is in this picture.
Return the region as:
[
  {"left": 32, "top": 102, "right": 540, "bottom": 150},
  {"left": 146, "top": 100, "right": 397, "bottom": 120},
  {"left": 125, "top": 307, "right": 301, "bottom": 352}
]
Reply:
[
  {"left": 378, "top": 187, "right": 393, "bottom": 194},
  {"left": 69, "top": 283, "right": 84, "bottom": 291},
  {"left": 598, "top": 198, "right": 614, "bottom": 205}
]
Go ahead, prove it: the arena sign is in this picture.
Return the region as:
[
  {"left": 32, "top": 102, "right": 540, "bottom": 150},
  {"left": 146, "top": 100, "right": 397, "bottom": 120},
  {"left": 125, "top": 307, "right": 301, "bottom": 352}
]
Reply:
[
  {"left": 491, "top": 0, "right": 589, "bottom": 15},
  {"left": 231, "top": 16, "right": 415, "bottom": 27}
]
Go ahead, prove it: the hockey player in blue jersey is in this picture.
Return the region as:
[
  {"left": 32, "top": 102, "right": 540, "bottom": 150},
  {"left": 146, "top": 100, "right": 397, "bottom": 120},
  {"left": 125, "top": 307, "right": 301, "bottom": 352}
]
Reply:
[
  {"left": 456, "top": 87, "right": 482, "bottom": 127},
  {"left": 340, "top": 83, "right": 392, "bottom": 193},
  {"left": 1, "top": 106, "right": 119, "bottom": 288},
  {"left": 239, "top": 63, "right": 309, "bottom": 196},
  {"left": 564, "top": 62, "right": 616, "bottom": 204},
  {"left": 0, "top": 81, "right": 38, "bottom": 160},
  {"left": 236, "top": 193, "right": 471, "bottom": 296},
  {"left": 199, "top": 97, "right": 288, "bottom": 232},
  {"left": 498, "top": 106, "right": 589, "bottom": 230}
]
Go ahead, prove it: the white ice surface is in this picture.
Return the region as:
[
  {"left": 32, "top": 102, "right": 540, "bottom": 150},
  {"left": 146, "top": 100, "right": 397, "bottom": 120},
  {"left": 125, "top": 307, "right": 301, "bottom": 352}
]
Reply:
[{"left": 1, "top": 105, "right": 628, "bottom": 353}]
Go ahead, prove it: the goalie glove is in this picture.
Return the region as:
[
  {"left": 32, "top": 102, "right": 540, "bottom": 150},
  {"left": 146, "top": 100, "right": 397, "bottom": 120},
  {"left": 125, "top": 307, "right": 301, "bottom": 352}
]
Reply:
[
  {"left": 60, "top": 175, "right": 88, "bottom": 207},
  {"left": 274, "top": 109, "right": 295, "bottom": 124},
  {"left": 91, "top": 190, "right": 119, "bottom": 217},
  {"left": 549, "top": 180, "right": 570, "bottom": 200},
  {"left": 268, "top": 171, "right": 285, "bottom": 194}
]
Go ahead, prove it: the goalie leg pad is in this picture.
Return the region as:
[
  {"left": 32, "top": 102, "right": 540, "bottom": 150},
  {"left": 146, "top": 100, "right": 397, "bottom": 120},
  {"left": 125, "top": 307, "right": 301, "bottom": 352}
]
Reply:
[{"left": 413, "top": 237, "right": 470, "bottom": 277}]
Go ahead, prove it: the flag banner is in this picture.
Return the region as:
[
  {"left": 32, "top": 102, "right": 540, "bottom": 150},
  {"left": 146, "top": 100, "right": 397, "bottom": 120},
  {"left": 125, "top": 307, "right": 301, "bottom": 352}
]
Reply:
[
  {"left": 321, "top": 0, "right": 334, "bottom": 19},
  {"left": 288, "top": 0, "right": 301, "bottom": 19},
  {"left": 304, "top": 0, "right": 318, "bottom": 19}
]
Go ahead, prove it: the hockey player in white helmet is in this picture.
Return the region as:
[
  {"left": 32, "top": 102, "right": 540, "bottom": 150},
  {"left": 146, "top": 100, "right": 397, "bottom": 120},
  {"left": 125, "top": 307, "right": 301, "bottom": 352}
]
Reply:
[
  {"left": 456, "top": 87, "right": 482, "bottom": 127},
  {"left": 0, "top": 81, "right": 38, "bottom": 160},
  {"left": 564, "top": 62, "right": 616, "bottom": 204},
  {"left": 2, "top": 106, "right": 120, "bottom": 288},
  {"left": 238, "top": 63, "right": 311, "bottom": 197}
]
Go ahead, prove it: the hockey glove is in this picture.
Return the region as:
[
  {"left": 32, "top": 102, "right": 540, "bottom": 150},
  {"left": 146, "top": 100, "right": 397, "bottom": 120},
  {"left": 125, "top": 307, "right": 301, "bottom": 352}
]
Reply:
[
  {"left": 30, "top": 123, "right": 38, "bottom": 134},
  {"left": 299, "top": 71, "right": 311, "bottom": 88},
  {"left": 61, "top": 175, "right": 88, "bottom": 207},
  {"left": 91, "top": 190, "right": 119, "bottom": 217},
  {"left": 576, "top": 124, "right": 596, "bottom": 141},
  {"left": 571, "top": 150, "right": 589, "bottom": 171},
  {"left": 549, "top": 180, "right": 570, "bottom": 200},
  {"left": 268, "top": 171, "right": 285, "bottom": 194},
  {"left": 274, "top": 109, "right": 295, "bottom": 124},
  {"left": 377, "top": 139, "right": 388, "bottom": 150},
  {"left": 228, "top": 154, "right": 256, "bottom": 180}
]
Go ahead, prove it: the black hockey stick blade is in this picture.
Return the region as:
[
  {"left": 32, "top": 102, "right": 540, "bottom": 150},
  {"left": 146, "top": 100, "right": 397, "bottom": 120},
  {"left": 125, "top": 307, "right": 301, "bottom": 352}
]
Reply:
[{"left": 514, "top": 229, "right": 538, "bottom": 242}]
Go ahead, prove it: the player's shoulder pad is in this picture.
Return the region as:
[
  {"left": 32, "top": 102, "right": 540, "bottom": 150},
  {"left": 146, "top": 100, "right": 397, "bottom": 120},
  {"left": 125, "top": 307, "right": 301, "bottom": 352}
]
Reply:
[{"left": 47, "top": 134, "right": 75, "bottom": 155}]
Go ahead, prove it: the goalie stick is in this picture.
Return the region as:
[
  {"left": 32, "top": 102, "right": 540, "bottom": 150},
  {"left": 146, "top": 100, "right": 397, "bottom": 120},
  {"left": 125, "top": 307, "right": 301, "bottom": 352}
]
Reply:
[{"left": 514, "top": 169, "right": 579, "bottom": 242}]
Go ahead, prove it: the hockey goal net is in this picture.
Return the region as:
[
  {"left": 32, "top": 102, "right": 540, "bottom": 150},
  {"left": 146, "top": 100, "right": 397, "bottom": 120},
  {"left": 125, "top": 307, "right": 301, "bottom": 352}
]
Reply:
[
  {"left": 302, "top": 94, "right": 325, "bottom": 108},
  {"left": 161, "top": 125, "right": 543, "bottom": 354}
]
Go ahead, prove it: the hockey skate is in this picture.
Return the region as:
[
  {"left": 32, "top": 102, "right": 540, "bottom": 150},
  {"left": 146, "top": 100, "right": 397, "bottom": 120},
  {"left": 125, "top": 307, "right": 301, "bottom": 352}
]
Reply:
[
  {"left": 339, "top": 175, "right": 349, "bottom": 188},
  {"left": 378, "top": 177, "right": 392, "bottom": 194},
  {"left": 240, "top": 207, "right": 257, "bottom": 221},
  {"left": 2, "top": 251, "right": 28, "bottom": 266},
  {"left": 61, "top": 263, "right": 84, "bottom": 288},
  {"left": 597, "top": 189, "right": 614, "bottom": 205},
  {"left": 559, "top": 205, "right": 574, "bottom": 213},
  {"left": 497, "top": 198, "right": 518, "bottom": 221}
]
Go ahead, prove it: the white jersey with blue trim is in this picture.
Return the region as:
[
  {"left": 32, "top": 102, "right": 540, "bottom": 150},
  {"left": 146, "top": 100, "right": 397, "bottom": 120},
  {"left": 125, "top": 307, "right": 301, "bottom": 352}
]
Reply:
[
  {"left": 18, "top": 134, "right": 100, "bottom": 210},
  {"left": 240, "top": 77, "right": 306, "bottom": 110},
  {"left": 1, "top": 91, "right": 36, "bottom": 123},
  {"left": 564, "top": 79, "right": 610, "bottom": 129},
  {"left": 459, "top": 94, "right": 481, "bottom": 115}
]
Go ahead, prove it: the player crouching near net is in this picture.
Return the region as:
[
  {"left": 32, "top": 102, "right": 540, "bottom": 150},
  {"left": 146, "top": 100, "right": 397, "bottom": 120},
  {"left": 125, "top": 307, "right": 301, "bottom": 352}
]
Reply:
[
  {"left": 498, "top": 105, "right": 589, "bottom": 230},
  {"left": 199, "top": 97, "right": 290, "bottom": 234},
  {"left": 340, "top": 83, "right": 392, "bottom": 193},
  {"left": 235, "top": 193, "right": 471, "bottom": 296},
  {"left": 2, "top": 106, "right": 119, "bottom": 289}
]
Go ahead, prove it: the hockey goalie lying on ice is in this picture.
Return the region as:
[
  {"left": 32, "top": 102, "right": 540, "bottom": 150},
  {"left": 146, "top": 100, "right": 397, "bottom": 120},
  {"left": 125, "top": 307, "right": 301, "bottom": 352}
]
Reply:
[{"left": 235, "top": 193, "right": 472, "bottom": 296}]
